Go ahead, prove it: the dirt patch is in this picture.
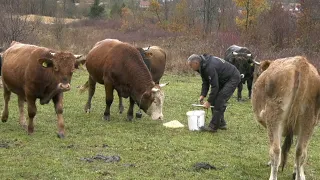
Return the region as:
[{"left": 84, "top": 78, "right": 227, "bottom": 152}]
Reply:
[
  {"left": 0, "top": 139, "right": 23, "bottom": 149},
  {"left": 80, "top": 154, "right": 121, "bottom": 163},
  {"left": 193, "top": 162, "right": 217, "bottom": 171}
]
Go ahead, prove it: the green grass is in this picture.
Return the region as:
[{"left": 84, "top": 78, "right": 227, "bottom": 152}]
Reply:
[{"left": 1, "top": 71, "right": 320, "bottom": 180}]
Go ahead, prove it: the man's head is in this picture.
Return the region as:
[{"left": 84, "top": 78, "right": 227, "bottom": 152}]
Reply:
[{"left": 187, "top": 54, "right": 202, "bottom": 71}]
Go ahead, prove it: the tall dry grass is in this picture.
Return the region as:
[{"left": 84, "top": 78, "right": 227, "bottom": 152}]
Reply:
[{"left": 17, "top": 19, "right": 320, "bottom": 74}]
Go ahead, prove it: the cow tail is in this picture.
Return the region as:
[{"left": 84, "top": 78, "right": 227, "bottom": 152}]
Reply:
[
  {"left": 79, "top": 80, "right": 89, "bottom": 93},
  {"left": 281, "top": 131, "right": 293, "bottom": 171}
]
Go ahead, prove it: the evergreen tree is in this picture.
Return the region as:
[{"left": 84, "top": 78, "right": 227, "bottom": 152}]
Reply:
[{"left": 89, "top": 0, "right": 105, "bottom": 19}]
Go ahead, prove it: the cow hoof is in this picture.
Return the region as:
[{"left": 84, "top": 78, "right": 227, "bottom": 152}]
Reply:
[
  {"left": 119, "top": 106, "right": 124, "bottom": 114},
  {"left": 127, "top": 115, "right": 133, "bottom": 121},
  {"left": 1, "top": 116, "right": 8, "bottom": 122},
  {"left": 266, "top": 161, "right": 271, "bottom": 166},
  {"left": 57, "top": 133, "right": 65, "bottom": 139},
  {"left": 27, "top": 126, "right": 34, "bottom": 135},
  {"left": 292, "top": 172, "right": 296, "bottom": 180},
  {"left": 103, "top": 115, "right": 110, "bottom": 121},
  {"left": 84, "top": 104, "right": 91, "bottom": 113}
]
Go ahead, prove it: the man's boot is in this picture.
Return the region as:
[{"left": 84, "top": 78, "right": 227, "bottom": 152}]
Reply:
[
  {"left": 219, "top": 114, "right": 227, "bottom": 130},
  {"left": 202, "top": 110, "right": 223, "bottom": 133}
]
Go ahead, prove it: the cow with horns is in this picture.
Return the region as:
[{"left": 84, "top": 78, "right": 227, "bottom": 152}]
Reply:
[{"left": 224, "top": 45, "right": 254, "bottom": 101}]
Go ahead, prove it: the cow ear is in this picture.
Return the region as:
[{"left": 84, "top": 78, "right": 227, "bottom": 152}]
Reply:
[
  {"left": 38, "top": 58, "right": 54, "bottom": 68},
  {"left": 261, "top": 60, "right": 272, "bottom": 71}
]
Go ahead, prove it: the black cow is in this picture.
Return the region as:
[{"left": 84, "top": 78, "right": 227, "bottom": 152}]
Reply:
[{"left": 224, "top": 45, "right": 254, "bottom": 101}]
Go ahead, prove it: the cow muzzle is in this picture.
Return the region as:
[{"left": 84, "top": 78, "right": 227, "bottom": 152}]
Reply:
[
  {"left": 58, "top": 83, "right": 71, "bottom": 92},
  {"left": 151, "top": 113, "right": 163, "bottom": 120}
]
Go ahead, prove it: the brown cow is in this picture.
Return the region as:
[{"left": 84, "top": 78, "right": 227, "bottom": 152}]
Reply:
[
  {"left": 1, "top": 41, "right": 84, "bottom": 138},
  {"left": 117, "top": 45, "right": 167, "bottom": 113},
  {"left": 83, "top": 39, "right": 166, "bottom": 121},
  {"left": 81, "top": 44, "right": 167, "bottom": 114},
  {"left": 252, "top": 56, "right": 320, "bottom": 180}
]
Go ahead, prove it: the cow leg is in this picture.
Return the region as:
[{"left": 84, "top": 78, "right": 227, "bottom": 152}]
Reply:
[
  {"left": 293, "top": 125, "right": 314, "bottom": 180},
  {"left": 263, "top": 103, "right": 283, "bottom": 180},
  {"left": 118, "top": 92, "right": 124, "bottom": 114},
  {"left": 53, "top": 93, "right": 65, "bottom": 138},
  {"left": 1, "top": 85, "right": 11, "bottom": 122},
  {"left": 237, "top": 82, "right": 243, "bottom": 101},
  {"left": 26, "top": 97, "right": 37, "bottom": 135},
  {"left": 18, "top": 95, "right": 27, "bottom": 129},
  {"left": 247, "top": 78, "right": 253, "bottom": 99},
  {"left": 127, "top": 97, "right": 135, "bottom": 121},
  {"left": 103, "top": 84, "right": 114, "bottom": 121},
  {"left": 84, "top": 77, "right": 96, "bottom": 113},
  {"left": 268, "top": 133, "right": 281, "bottom": 180},
  {"left": 267, "top": 119, "right": 282, "bottom": 180}
]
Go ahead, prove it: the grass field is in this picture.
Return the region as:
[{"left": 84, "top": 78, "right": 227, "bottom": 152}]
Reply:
[{"left": 1, "top": 71, "right": 320, "bottom": 180}]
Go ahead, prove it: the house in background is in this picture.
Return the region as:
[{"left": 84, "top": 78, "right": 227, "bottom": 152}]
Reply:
[{"left": 139, "top": 0, "right": 150, "bottom": 8}]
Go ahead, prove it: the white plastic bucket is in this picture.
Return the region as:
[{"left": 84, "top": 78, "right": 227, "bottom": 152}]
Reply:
[{"left": 186, "top": 110, "right": 205, "bottom": 131}]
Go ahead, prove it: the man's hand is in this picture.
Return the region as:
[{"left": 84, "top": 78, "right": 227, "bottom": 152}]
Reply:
[
  {"left": 199, "top": 96, "right": 205, "bottom": 104},
  {"left": 203, "top": 101, "right": 211, "bottom": 109}
]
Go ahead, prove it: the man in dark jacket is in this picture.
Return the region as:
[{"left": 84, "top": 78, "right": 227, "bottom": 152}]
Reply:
[{"left": 187, "top": 54, "right": 241, "bottom": 132}]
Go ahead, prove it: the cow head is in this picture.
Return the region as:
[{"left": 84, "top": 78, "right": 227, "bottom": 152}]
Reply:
[
  {"left": 230, "top": 51, "right": 253, "bottom": 76},
  {"left": 38, "top": 52, "right": 84, "bottom": 92},
  {"left": 253, "top": 59, "right": 272, "bottom": 83},
  {"left": 138, "top": 83, "right": 168, "bottom": 120}
]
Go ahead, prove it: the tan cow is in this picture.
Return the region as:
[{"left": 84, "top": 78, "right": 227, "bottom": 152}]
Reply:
[
  {"left": 252, "top": 56, "right": 320, "bottom": 180},
  {"left": 1, "top": 41, "right": 84, "bottom": 138}
]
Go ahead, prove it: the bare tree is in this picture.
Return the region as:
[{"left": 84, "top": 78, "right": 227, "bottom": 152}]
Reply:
[
  {"left": 0, "top": 0, "right": 38, "bottom": 47},
  {"left": 202, "top": 0, "right": 221, "bottom": 34}
]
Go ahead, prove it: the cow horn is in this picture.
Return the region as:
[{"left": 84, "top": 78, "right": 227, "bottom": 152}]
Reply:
[
  {"left": 247, "top": 54, "right": 252, "bottom": 57},
  {"left": 159, "top": 82, "right": 169, "bottom": 87},
  {"left": 143, "top": 46, "right": 151, "bottom": 51},
  {"left": 232, "top": 52, "right": 238, "bottom": 55},
  {"left": 74, "top": 54, "right": 83, "bottom": 59},
  {"left": 50, "top": 52, "right": 55, "bottom": 56},
  {"left": 152, "top": 87, "right": 160, "bottom": 92},
  {"left": 253, "top": 59, "right": 260, "bottom": 65}
]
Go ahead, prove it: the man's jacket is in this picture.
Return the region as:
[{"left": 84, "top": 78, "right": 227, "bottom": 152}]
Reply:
[{"left": 199, "top": 54, "right": 239, "bottom": 103}]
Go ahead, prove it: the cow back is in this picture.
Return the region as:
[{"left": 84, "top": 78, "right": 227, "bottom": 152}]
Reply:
[
  {"left": 85, "top": 39, "right": 122, "bottom": 84},
  {"left": 145, "top": 46, "right": 166, "bottom": 84}
]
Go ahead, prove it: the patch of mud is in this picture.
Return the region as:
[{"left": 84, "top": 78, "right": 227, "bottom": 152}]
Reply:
[
  {"left": 0, "top": 142, "right": 9, "bottom": 149},
  {"left": 193, "top": 162, "right": 217, "bottom": 171},
  {"left": 80, "top": 154, "right": 121, "bottom": 163},
  {"left": 0, "top": 139, "right": 23, "bottom": 149},
  {"left": 123, "top": 163, "right": 136, "bottom": 167},
  {"left": 91, "top": 144, "right": 109, "bottom": 148}
]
